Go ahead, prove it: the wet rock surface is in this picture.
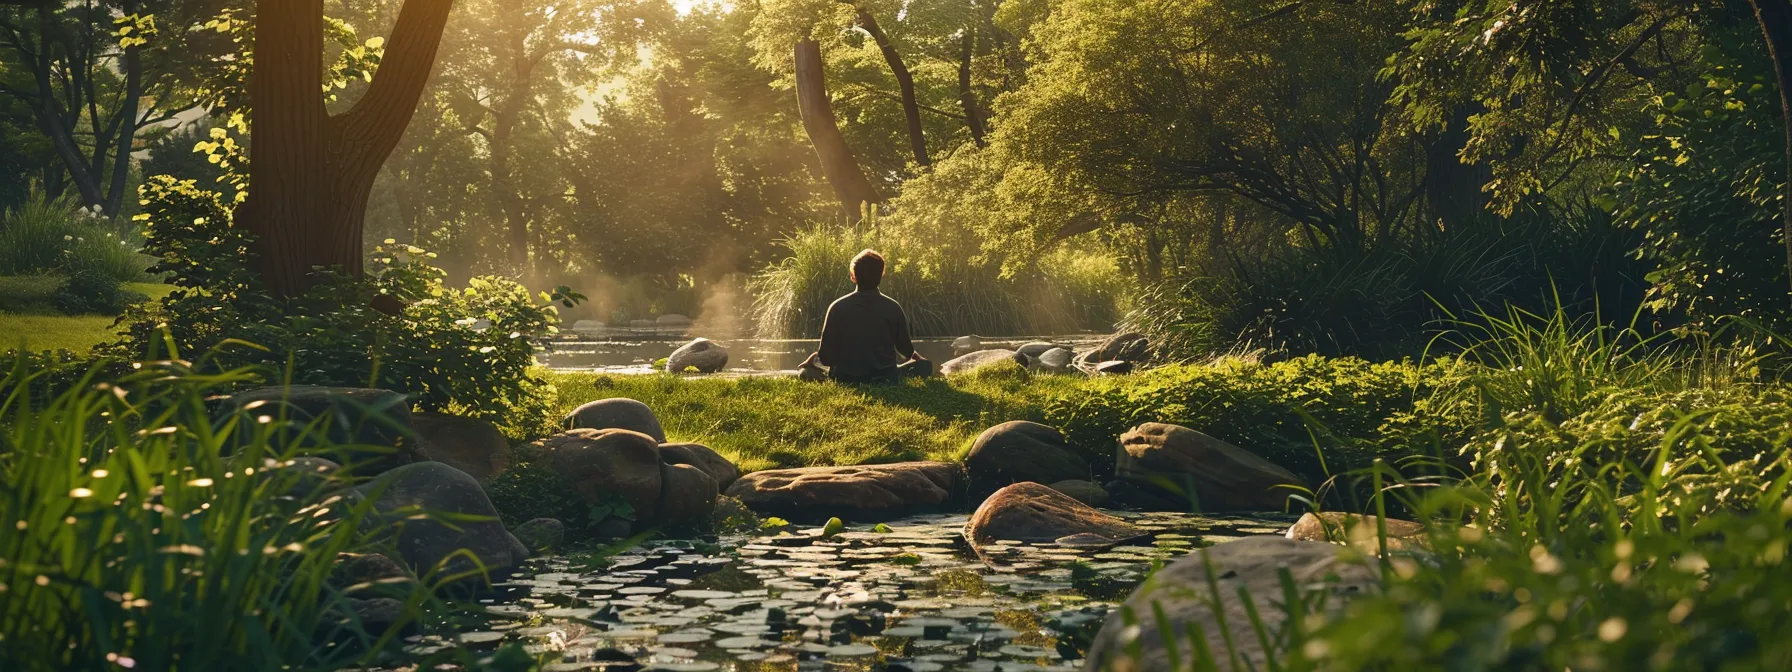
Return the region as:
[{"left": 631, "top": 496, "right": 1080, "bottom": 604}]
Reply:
[
  {"left": 668, "top": 338, "right": 730, "bottom": 374},
  {"left": 942, "top": 349, "right": 1027, "bottom": 376},
  {"left": 725, "top": 461, "right": 963, "bottom": 523},
  {"left": 964, "top": 483, "right": 1142, "bottom": 559},
  {"left": 393, "top": 510, "right": 1296, "bottom": 671}
]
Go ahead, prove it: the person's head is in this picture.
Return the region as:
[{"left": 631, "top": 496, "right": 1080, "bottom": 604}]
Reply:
[{"left": 850, "top": 249, "right": 885, "bottom": 290}]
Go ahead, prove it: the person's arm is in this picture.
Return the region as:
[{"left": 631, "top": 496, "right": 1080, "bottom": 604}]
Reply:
[
  {"left": 816, "top": 302, "right": 841, "bottom": 367},
  {"left": 892, "top": 303, "right": 919, "bottom": 360}
]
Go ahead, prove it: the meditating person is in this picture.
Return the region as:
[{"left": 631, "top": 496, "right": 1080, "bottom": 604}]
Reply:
[{"left": 798, "top": 249, "right": 931, "bottom": 383}]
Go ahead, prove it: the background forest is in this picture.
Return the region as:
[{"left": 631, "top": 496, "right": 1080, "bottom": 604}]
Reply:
[{"left": 2, "top": 0, "right": 1788, "bottom": 355}]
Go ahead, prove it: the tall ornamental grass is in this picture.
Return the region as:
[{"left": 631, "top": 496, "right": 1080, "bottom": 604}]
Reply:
[
  {"left": 0, "top": 354, "right": 418, "bottom": 670},
  {"left": 0, "top": 192, "right": 153, "bottom": 281},
  {"left": 749, "top": 224, "right": 1131, "bottom": 338}
]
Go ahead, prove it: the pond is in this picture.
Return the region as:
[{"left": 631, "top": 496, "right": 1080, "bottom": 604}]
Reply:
[
  {"left": 540, "top": 333, "right": 1108, "bottom": 374},
  {"left": 407, "top": 510, "right": 1296, "bottom": 671}
]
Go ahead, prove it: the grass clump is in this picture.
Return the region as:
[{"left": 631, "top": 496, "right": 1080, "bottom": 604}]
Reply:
[
  {"left": 0, "top": 354, "right": 419, "bottom": 670},
  {"left": 749, "top": 223, "right": 1129, "bottom": 338},
  {"left": 0, "top": 191, "right": 152, "bottom": 282}
]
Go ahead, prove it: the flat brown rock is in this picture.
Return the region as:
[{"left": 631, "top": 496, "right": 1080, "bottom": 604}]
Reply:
[
  {"left": 659, "top": 442, "right": 741, "bottom": 490},
  {"left": 723, "top": 461, "right": 962, "bottom": 522},
  {"left": 965, "top": 482, "right": 1141, "bottom": 559},
  {"left": 1286, "top": 512, "right": 1426, "bottom": 552},
  {"left": 1115, "top": 423, "right": 1305, "bottom": 511}
]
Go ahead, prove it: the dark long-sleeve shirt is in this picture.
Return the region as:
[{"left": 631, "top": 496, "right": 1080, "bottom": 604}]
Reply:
[{"left": 816, "top": 288, "right": 915, "bottom": 381}]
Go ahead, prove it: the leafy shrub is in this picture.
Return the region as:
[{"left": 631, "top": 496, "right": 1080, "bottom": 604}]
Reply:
[
  {"left": 52, "top": 268, "right": 147, "bottom": 315},
  {"left": 0, "top": 354, "right": 418, "bottom": 669},
  {"left": 125, "top": 176, "right": 570, "bottom": 435},
  {"left": 482, "top": 450, "right": 636, "bottom": 537},
  {"left": 1044, "top": 355, "right": 1476, "bottom": 484},
  {"left": 1617, "top": 22, "right": 1786, "bottom": 332}
]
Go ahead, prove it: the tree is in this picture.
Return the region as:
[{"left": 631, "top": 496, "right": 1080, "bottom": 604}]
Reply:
[
  {"left": 992, "top": 0, "right": 1423, "bottom": 253},
  {"left": 238, "top": 0, "right": 454, "bottom": 298},
  {"left": 840, "top": 1, "right": 928, "bottom": 166},
  {"left": 1390, "top": 0, "right": 1792, "bottom": 303},
  {"left": 795, "top": 37, "right": 881, "bottom": 220},
  {"left": 0, "top": 1, "right": 193, "bottom": 215}
]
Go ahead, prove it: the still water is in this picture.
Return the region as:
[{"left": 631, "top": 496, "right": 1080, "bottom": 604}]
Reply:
[{"left": 540, "top": 332, "right": 1106, "bottom": 374}]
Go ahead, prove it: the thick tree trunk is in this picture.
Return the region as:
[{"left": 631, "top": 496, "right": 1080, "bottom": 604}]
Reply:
[
  {"left": 958, "top": 28, "right": 987, "bottom": 148},
  {"left": 1749, "top": 0, "right": 1792, "bottom": 305},
  {"left": 241, "top": 0, "right": 453, "bottom": 299},
  {"left": 25, "top": 6, "right": 104, "bottom": 208},
  {"left": 794, "top": 38, "right": 880, "bottom": 221},
  {"left": 1424, "top": 105, "right": 1492, "bottom": 231},
  {"left": 851, "top": 6, "right": 928, "bottom": 167}
]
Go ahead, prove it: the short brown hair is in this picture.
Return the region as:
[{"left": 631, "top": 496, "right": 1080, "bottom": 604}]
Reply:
[{"left": 851, "top": 249, "right": 885, "bottom": 289}]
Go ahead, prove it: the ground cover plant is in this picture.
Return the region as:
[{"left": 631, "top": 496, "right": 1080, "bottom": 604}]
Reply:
[{"left": 0, "top": 354, "right": 424, "bottom": 669}]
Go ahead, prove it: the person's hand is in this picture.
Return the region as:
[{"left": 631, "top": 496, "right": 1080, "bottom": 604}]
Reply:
[
  {"left": 910, "top": 352, "right": 928, "bottom": 362},
  {"left": 799, "top": 352, "right": 821, "bottom": 368}
]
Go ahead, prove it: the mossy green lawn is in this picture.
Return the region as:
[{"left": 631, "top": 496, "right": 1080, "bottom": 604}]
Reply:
[
  {"left": 0, "top": 275, "right": 173, "bottom": 352},
  {"left": 545, "top": 355, "right": 1472, "bottom": 480},
  {"left": 546, "top": 362, "right": 1083, "bottom": 472}
]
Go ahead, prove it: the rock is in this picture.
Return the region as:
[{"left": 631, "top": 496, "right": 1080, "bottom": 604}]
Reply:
[
  {"left": 660, "top": 442, "right": 741, "bottom": 490},
  {"left": 963, "top": 421, "right": 1090, "bottom": 496},
  {"left": 593, "top": 517, "right": 633, "bottom": 540},
  {"left": 272, "top": 456, "right": 343, "bottom": 501},
  {"left": 564, "top": 398, "right": 667, "bottom": 442},
  {"left": 1286, "top": 512, "right": 1426, "bottom": 552},
  {"left": 1035, "top": 347, "right": 1075, "bottom": 372},
  {"left": 657, "top": 463, "right": 719, "bottom": 528},
  {"left": 656, "top": 314, "right": 694, "bottom": 327},
  {"left": 1081, "top": 332, "right": 1151, "bottom": 365},
  {"left": 227, "top": 386, "right": 423, "bottom": 475},
  {"left": 1048, "top": 479, "right": 1110, "bottom": 507},
  {"left": 1115, "top": 423, "right": 1305, "bottom": 511},
  {"left": 469, "top": 319, "right": 492, "bottom": 332},
  {"left": 331, "top": 551, "right": 412, "bottom": 593},
  {"left": 724, "top": 461, "right": 963, "bottom": 523},
  {"left": 413, "top": 413, "right": 510, "bottom": 480},
  {"left": 513, "top": 518, "right": 566, "bottom": 554},
  {"left": 1094, "top": 360, "right": 1134, "bottom": 375},
  {"left": 538, "top": 429, "right": 664, "bottom": 522},
  {"left": 347, "top": 597, "right": 408, "bottom": 635},
  {"left": 667, "top": 338, "right": 729, "bottom": 373},
  {"left": 1084, "top": 537, "right": 1379, "bottom": 671},
  {"left": 941, "top": 349, "right": 1026, "bottom": 376},
  {"left": 951, "top": 335, "right": 982, "bottom": 353},
  {"left": 1016, "top": 342, "right": 1058, "bottom": 359},
  {"left": 570, "top": 319, "right": 606, "bottom": 334},
  {"left": 355, "top": 462, "right": 529, "bottom": 577},
  {"left": 964, "top": 482, "right": 1142, "bottom": 558}
]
